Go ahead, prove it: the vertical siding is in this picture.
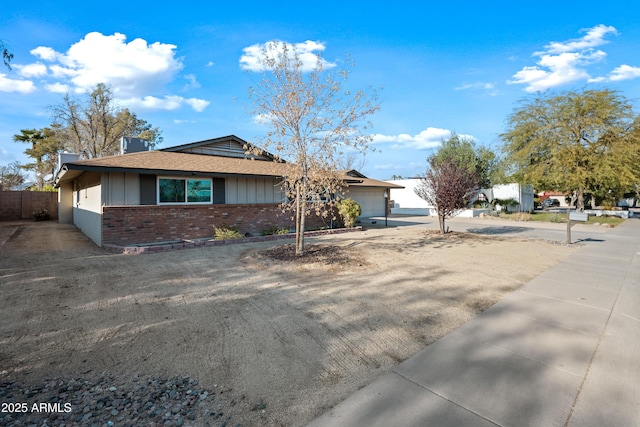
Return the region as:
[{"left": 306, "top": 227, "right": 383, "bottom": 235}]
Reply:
[
  {"left": 104, "top": 172, "right": 140, "bottom": 205},
  {"left": 225, "top": 177, "right": 283, "bottom": 204}
]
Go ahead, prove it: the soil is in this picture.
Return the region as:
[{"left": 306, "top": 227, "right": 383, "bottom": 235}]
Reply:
[{"left": 0, "top": 220, "right": 575, "bottom": 426}]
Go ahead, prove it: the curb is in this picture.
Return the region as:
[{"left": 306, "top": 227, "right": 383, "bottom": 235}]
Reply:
[{"left": 102, "top": 226, "right": 363, "bottom": 255}]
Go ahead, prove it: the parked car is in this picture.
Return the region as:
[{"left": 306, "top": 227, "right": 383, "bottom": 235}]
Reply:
[{"left": 542, "top": 198, "right": 560, "bottom": 208}]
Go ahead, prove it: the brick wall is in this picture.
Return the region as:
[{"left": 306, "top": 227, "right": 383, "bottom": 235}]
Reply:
[
  {"left": 0, "top": 191, "right": 58, "bottom": 221},
  {"left": 101, "top": 204, "right": 334, "bottom": 246}
]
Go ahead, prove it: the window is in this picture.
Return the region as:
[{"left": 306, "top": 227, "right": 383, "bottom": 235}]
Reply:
[{"left": 158, "top": 177, "right": 212, "bottom": 204}]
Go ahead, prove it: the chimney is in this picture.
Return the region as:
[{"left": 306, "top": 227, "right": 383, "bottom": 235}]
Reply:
[
  {"left": 121, "top": 137, "right": 150, "bottom": 154},
  {"left": 56, "top": 152, "right": 81, "bottom": 174}
]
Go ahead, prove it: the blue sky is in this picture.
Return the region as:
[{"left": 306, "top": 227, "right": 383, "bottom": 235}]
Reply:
[{"left": 2, "top": 1, "right": 640, "bottom": 179}]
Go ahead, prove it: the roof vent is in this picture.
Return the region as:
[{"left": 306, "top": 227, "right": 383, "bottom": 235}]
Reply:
[{"left": 121, "top": 137, "right": 150, "bottom": 154}]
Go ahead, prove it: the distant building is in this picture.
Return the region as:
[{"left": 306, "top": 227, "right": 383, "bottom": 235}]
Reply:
[{"left": 385, "top": 179, "right": 534, "bottom": 215}]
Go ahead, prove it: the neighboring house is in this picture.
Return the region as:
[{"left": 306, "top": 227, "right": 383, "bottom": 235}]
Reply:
[
  {"left": 492, "top": 183, "right": 535, "bottom": 212},
  {"left": 540, "top": 191, "right": 569, "bottom": 207},
  {"left": 384, "top": 178, "right": 431, "bottom": 215},
  {"left": 54, "top": 135, "right": 400, "bottom": 247},
  {"left": 385, "top": 179, "right": 534, "bottom": 215}
]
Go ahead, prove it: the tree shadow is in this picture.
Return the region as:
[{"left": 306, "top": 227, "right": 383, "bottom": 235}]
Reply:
[
  {"left": 466, "top": 226, "right": 529, "bottom": 235},
  {"left": 0, "top": 220, "right": 582, "bottom": 427}
]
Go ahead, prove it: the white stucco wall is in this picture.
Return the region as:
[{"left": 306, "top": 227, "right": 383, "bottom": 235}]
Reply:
[
  {"left": 493, "top": 183, "right": 534, "bottom": 212},
  {"left": 386, "top": 179, "right": 534, "bottom": 214},
  {"left": 73, "top": 208, "right": 102, "bottom": 246},
  {"left": 72, "top": 171, "right": 103, "bottom": 246},
  {"left": 386, "top": 179, "right": 430, "bottom": 213}
]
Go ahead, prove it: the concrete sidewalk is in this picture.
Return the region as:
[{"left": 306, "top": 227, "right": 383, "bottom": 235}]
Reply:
[{"left": 309, "top": 218, "right": 640, "bottom": 427}]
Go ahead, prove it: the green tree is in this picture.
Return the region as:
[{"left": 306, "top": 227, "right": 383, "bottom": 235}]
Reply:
[
  {"left": 51, "top": 83, "right": 163, "bottom": 158},
  {"left": 501, "top": 89, "right": 640, "bottom": 211},
  {"left": 247, "top": 42, "right": 380, "bottom": 255},
  {"left": 432, "top": 133, "right": 501, "bottom": 188},
  {"left": 13, "top": 126, "right": 65, "bottom": 190}
]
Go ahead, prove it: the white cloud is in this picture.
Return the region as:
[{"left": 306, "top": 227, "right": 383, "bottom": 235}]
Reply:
[
  {"left": 509, "top": 25, "right": 619, "bottom": 92},
  {"left": 541, "top": 24, "right": 617, "bottom": 54},
  {"left": 183, "top": 74, "right": 201, "bottom": 90},
  {"left": 47, "top": 32, "right": 184, "bottom": 96},
  {"left": 0, "top": 73, "right": 36, "bottom": 93},
  {"left": 455, "top": 81, "right": 498, "bottom": 96},
  {"left": 30, "top": 46, "right": 60, "bottom": 61},
  {"left": 608, "top": 64, "right": 640, "bottom": 81},
  {"left": 16, "top": 62, "right": 47, "bottom": 78},
  {"left": 184, "top": 98, "right": 210, "bottom": 112},
  {"left": 240, "top": 40, "right": 336, "bottom": 72},
  {"left": 45, "top": 82, "right": 71, "bottom": 93},
  {"left": 373, "top": 163, "right": 408, "bottom": 170},
  {"left": 371, "top": 127, "right": 474, "bottom": 150},
  {"left": 252, "top": 113, "right": 276, "bottom": 125},
  {"left": 15, "top": 32, "right": 210, "bottom": 112},
  {"left": 121, "top": 95, "right": 210, "bottom": 112}
]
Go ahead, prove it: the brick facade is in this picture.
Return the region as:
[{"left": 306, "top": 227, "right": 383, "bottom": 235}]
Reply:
[
  {"left": 0, "top": 191, "right": 58, "bottom": 221},
  {"left": 101, "top": 204, "right": 334, "bottom": 246}
]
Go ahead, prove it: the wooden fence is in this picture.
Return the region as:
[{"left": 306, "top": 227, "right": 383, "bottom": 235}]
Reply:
[{"left": 0, "top": 191, "right": 58, "bottom": 221}]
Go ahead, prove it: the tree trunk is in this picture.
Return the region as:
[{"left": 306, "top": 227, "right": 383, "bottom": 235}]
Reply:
[
  {"left": 295, "top": 182, "right": 301, "bottom": 254},
  {"left": 297, "top": 198, "right": 307, "bottom": 256},
  {"left": 566, "top": 207, "right": 572, "bottom": 244},
  {"left": 576, "top": 188, "right": 585, "bottom": 212},
  {"left": 437, "top": 205, "right": 446, "bottom": 234}
]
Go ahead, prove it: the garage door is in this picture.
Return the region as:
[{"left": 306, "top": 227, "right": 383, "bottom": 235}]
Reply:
[{"left": 349, "top": 188, "right": 385, "bottom": 217}]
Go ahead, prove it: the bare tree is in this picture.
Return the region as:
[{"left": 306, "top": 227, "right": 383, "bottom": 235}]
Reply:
[
  {"left": 337, "top": 152, "right": 367, "bottom": 172},
  {"left": 51, "top": 83, "right": 163, "bottom": 158},
  {"left": 415, "top": 156, "right": 478, "bottom": 234},
  {"left": 0, "top": 161, "right": 27, "bottom": 191},
  {"left": 247, "top": 42, "right": 380, "bottom": 255}
]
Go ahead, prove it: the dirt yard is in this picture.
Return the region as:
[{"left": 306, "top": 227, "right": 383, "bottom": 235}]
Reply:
[{"left": 0, "top": 220, "right": 575, "bottom": 426}]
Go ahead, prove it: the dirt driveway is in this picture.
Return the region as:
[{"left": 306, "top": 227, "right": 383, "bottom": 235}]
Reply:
[{"left": 0, "top": 220, "right": 574, "bottom": 426}]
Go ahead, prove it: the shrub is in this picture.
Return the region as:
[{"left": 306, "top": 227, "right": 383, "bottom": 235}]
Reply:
[
  {"left": 32, "top": 209, "right": 50, "bottom": 221},
  {"left": 262, "top": 226, "right": 290, "bottom": 236},
  {"left": 213, "top": 225, "right": 243, "bottom": 240},
  {"left": 337, "top": 198, "right": 362, "bottom": 228},
  {"left": 511, "top": 212, "right": 532, "bottom": 221},
  {"left": 550, "top": 213, "right": 565, "bottom": 223}
]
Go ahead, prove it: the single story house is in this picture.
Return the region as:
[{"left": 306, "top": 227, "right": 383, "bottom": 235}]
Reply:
[
  {"left": 385, "top": 179, "right": 534, "bottom": 215},
  {"left": 492, "top": 183, "right": 535, "bottom": 212},
  {"left": 54, "top": 135, "right": 401, "bottom": 247}
]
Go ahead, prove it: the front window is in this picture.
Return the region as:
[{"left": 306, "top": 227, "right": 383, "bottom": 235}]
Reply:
[{"left": 159, "top": 177, "right": 211, "bottom": 204}]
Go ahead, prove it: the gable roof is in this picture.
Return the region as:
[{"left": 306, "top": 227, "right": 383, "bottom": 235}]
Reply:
[
  {"left": 161, "top": 135, "right": 279, "bottom": 161},
  {"left": 340, "top": 170, "right": 403, "bottom": 188},
  {"left": 55, "top": 150, "right": 285, "bottom": 185},
  {"left": 54, "top": 136, "right": 402, "bottom": 189}
]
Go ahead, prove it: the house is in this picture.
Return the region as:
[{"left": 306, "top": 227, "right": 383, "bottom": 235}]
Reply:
[
  {"left": 539, "top": 191, "right": 569, "bottom": 207},
  {"left": 492, "top": 183, "right": 535, "bottom": 212},
  {"left": 385, "top": 179, "right": 534, "bottom": 215},
  {"left": 54, "top": 135, "right": 400, "bottom": 247}
]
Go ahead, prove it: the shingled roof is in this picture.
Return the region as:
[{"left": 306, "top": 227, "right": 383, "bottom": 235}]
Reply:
[{"left": 55, "top": 135, "right": 402, "bottom": 189}]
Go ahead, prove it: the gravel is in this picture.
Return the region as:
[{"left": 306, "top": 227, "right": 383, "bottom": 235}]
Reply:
[{"left": 0, "top": 373, "right": 239, "bottom": 426}]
